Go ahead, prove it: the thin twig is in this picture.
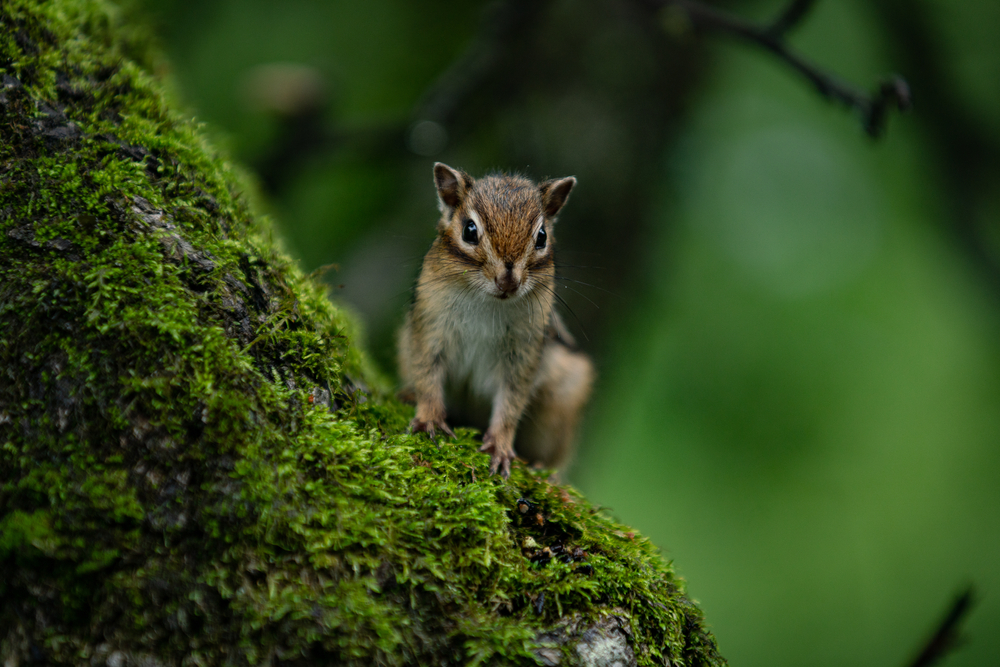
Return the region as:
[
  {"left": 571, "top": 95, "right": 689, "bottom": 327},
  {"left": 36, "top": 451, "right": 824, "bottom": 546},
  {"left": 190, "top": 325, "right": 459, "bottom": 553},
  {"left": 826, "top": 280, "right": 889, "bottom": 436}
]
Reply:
[
  {"left": 905, "top": 586, "right": 976, "bottom": 667},
  {"left": 649, "top": 0, "right": 911, "bottom": 137}
]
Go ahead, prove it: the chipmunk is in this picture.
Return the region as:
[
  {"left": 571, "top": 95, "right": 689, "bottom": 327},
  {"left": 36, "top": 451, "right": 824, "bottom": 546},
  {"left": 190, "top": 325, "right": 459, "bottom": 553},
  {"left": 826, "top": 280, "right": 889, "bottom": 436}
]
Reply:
[{"left": 398, "top": 163, "right": 594, "bottom": 478}]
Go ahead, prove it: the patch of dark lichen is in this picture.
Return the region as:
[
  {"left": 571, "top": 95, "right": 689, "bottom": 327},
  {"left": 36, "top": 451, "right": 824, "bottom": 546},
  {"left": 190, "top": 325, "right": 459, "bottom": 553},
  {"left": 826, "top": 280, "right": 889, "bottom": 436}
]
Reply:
[{"left": 0, "top": 1, "right": 724, "bottom": 665}]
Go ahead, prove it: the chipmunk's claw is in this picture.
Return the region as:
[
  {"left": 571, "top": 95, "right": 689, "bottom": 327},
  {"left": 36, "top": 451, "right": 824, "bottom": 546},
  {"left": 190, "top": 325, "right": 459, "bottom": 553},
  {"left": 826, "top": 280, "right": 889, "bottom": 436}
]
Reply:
[
  {"left": 479, "top": 433, "right": 513, "bottom": 478},
  {"left": 409, "top": 417, "right": 455, "bottom": 442},
  {"left": 492, "top": 454, "right": 512, "bottom": 478}
]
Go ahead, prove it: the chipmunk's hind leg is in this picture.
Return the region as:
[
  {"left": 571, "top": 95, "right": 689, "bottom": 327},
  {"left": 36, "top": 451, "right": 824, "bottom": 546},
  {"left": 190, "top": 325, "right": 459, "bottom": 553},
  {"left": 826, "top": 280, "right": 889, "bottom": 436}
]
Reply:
[{"left": 517, "top": 343, "right": 594, "bottom": 473}]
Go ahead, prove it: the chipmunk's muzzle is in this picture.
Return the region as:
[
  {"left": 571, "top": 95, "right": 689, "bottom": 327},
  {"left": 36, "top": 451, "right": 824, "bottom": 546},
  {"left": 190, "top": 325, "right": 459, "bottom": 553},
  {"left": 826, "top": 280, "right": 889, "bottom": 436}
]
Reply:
[{"left": 495, "top": 262, "right": 520, "bottom": 299}]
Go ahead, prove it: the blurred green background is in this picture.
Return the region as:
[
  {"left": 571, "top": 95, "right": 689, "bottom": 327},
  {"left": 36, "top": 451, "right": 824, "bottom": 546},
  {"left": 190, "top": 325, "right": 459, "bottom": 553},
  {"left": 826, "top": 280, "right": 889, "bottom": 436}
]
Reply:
[{"left": 138, "top": 0, "right": 1000, "bottom": 664}]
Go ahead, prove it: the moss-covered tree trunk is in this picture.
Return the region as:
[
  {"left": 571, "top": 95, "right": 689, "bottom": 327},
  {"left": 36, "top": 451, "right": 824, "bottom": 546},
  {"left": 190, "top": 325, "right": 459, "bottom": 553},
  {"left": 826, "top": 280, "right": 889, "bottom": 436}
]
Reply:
[{"left": 0, "top": 2, "right": 724, "bottom": 665}]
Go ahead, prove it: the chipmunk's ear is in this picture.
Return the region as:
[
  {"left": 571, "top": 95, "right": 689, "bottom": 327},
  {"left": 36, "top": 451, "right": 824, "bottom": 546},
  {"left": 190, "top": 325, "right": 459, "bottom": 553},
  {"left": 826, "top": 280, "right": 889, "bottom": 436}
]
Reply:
[
  {"left": 434, "top": 163, "right": 473, "bottom": 211},
  {"left": 539, "top": 176, "right": 576, "bottom": 218}
]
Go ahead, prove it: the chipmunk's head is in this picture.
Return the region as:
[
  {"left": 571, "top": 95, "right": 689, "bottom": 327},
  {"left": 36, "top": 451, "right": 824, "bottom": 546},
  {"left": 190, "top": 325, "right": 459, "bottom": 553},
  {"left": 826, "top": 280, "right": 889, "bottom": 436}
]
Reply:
[{"left": 432, "top": 162, "right": 575, "bottom": 301}]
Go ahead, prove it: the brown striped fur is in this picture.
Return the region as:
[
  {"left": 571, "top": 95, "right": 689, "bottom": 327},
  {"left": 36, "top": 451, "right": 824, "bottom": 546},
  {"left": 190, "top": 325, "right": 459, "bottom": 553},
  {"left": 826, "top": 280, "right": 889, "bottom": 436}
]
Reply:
[{"left": 398, "top": 163, "right": 594, "bottom": 477}]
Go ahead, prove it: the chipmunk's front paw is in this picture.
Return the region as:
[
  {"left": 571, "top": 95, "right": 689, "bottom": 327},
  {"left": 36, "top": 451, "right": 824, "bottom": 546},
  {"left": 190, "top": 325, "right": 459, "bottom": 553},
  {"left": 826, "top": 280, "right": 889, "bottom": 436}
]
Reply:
[
  {"left": 409, "top": 417, "right": 456, "bottom": 442},
  {"left": 479, "top": 431, "right": 514, "bottom": 478}
]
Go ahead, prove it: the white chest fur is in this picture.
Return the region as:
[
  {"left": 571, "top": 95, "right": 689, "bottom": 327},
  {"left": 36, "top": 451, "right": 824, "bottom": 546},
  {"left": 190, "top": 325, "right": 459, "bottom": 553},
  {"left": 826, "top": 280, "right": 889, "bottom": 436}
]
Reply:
[{"left": 435, "top": 286, "right": 541, "bottom": 400}]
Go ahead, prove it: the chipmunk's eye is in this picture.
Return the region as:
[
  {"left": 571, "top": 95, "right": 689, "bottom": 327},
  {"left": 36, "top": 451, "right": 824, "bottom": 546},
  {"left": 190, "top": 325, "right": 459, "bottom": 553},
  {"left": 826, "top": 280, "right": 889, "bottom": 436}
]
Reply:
[
  {"left": 535, "top": 226, "right": 547, "bottom": 250},
  {"left": 462, "top": 219, "right": 479, "bottom": 245}
]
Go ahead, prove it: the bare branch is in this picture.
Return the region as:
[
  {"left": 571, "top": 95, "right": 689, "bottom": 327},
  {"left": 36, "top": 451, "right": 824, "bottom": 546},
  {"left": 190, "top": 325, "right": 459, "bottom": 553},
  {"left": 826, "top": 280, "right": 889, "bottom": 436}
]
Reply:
[{"left": 649, "top": 0, "right": 911, "bottom": 137}]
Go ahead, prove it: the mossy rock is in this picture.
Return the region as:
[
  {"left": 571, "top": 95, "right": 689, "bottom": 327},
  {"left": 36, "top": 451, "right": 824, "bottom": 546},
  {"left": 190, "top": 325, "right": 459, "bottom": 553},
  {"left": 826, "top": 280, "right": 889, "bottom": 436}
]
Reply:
[{"left": 0, "top": 1, "right": 725, "bottom": 665}]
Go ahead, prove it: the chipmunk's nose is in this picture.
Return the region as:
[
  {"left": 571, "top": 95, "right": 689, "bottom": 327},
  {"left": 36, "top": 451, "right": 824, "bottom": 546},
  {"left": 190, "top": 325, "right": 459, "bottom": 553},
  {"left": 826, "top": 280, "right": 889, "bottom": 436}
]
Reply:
[{"left": 495, "top": 265, "right": 519, "bottom": 298}]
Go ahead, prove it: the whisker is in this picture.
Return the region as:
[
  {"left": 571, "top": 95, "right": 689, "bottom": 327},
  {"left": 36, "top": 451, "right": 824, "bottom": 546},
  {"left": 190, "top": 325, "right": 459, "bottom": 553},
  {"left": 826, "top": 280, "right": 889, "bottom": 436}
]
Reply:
[
  {"left": 531, "top": 282, "right": 589, "bottom": 342},
  {"left": 555, "top": 282, "right": 600, "bottom": 309},
  {"left": 552, "top": 292, "right": 589, "bottom": 342},
  {"left": 554, "top": 274, "right": 617, "bottom": 296}
]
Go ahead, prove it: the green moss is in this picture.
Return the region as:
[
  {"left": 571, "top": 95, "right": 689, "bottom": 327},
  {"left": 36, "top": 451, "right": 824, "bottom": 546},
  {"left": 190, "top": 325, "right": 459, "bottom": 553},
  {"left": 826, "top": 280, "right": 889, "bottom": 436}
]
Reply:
[
  {"left": 0, "top": 0, "right": 725, "bottom": 665},
  {"left": 0, "top": 510, "right": 59, "bottom": 558}
]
